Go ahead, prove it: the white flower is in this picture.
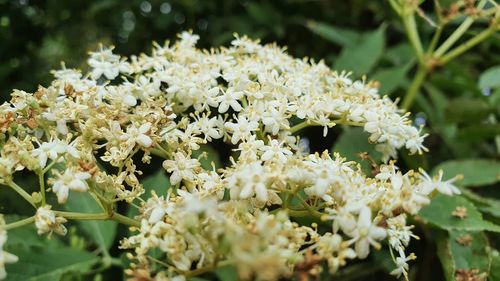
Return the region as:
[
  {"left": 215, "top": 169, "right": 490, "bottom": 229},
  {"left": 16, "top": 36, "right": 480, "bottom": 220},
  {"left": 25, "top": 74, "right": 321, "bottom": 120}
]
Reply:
[
  {"left": 52, "top": 169, "right": 91, "bottom": 203},
  {"left": 418, "top": 169, "right": 461, "bottom": 195},
  {"left": 88, "top": 45, "right": 131, "bottom": 80},
  {"left": 120, "top": 123, "right": 153, "bottom": 148},
  {"left": 259, "top": 139, "right": 293, "bottom": 163},
  {"left": 0, "top": 216, "right": 18, "bottom": 280},
  {"left": 224, "top": 116, "right": 259, "bottom": 144},
  {"left": 344, "top": 207, "right": 387, "bottom": 258},
  {"left": 217, "top": 88, "right": 243, "bottom": 113},
  {"left": 35, "top": 205, "right": 67, "bottom": 236},
  {"left": 162, "top": 152, "right": 200, "bottom": 186},
  {"left": 228, "top": 161, "right": 270, "bottom": 203},
  {"left": 31, "top": 139, "right": 67, "bottom": 168}
]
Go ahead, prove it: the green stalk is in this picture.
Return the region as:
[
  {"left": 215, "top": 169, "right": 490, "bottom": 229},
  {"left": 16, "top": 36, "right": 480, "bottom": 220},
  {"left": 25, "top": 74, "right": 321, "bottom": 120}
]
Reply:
[
  {"left": 3, "top": 216, "right": 35, "bottom": 230},
  {"left": 402, "top": 11, "right": 425, "bottom": 64},
  {"left": 38, "top": 172, "right": 46, "bottom": 206},
  {"left": 402, "top": 65, "right": 428, "bottom": 110},
  {"left": 440, "top": 26, "right": 498, "bottom": 65},
  {"left": 53, "top": 210, "right": 141, "bottom": 227},
  {"left": 8, "top": 181, "right": 36, "bottom": 208},
  {"left": 433, "top": 0, "right": 488, "bottom": 58}
]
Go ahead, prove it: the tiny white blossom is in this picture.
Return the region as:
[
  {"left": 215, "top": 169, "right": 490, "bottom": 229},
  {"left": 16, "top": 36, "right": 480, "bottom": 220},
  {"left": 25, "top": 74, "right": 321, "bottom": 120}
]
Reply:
[{"left": 52, "top": 169, "right": 91, "bottom": 203}]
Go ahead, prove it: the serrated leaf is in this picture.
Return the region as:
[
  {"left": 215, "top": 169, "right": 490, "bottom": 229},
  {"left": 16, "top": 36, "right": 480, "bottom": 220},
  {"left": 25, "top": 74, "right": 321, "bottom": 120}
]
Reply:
[
  {"left": 419, "top": 194, "right": 500, "bottom": 232},
  {"left": 479, "top": 65, "right": 500, "bottom": 89},
  {"left": 432, "top": 159, "right": 500, "bottom": 187},
  {"left": 64, "top": 192, "right": 117, "bottom": 250},
  {"left": 305, "top": 20, "right": 361, "bottom": 47},
  {"left": 332, "top": 127, "right": 381, "bottom": 175},
  {"left": 334, "top": 26, "right": 385, "bottom": 76},
  {"left": 437, "top": 231, "right": 491, "bottom": 281},
  {"left": 5, "top": 245, "right": 98, "bottom": 281}
]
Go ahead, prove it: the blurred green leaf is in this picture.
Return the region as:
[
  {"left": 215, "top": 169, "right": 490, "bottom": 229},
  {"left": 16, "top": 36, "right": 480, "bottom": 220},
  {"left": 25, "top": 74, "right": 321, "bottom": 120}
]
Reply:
[
  {"left": 457, "top": 124, "right": 500, "bottom": 141},
  {"left": 371, "top": 65, "right": 408, "bottom": 95},
  {"left": 479, "top": 65, "right": 500, "bottom": 89},
  {"left": 192, "top": 145, "right": 222, "bottom": 170},
  {"left": 64, "top": 192, "right": 117, "bottom": 251},
  {"left": 334, "top": 26, "right": 385, "bottom": 75},
  {"left": 332, "top": 127, "right": 381, "bottom": 175},
  {"left": 419, "top": 194, "right": 500, "bottom": 232},
  {"left": 436, "top": 230, "right": 491, "bottom": 281},
  {"left": 491, "top": 252, "right": 500, "bottom": 281},
  {"left": 6, "top": 245, "right": 98, "bottom": 281},
  {"left": 432, "top": 159, "right": 500, "bottom": 187},
  {"left": 444, "top": 98, "right": 493, "bottom": 124},
  {"left": 305, "top": 20, "right": 361, "bottom": 47},
  {"left": 215, "top": 265, "right": 238, "bottom": 281},
  {"left": 142, "top": 169, "right": 171, "bottom": 197}
]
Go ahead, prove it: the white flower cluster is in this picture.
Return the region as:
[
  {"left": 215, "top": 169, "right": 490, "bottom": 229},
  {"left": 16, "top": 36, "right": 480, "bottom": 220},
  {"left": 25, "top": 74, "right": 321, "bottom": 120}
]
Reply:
[{"left": 0, "top": 31, "right": 460, "bottom": 280}]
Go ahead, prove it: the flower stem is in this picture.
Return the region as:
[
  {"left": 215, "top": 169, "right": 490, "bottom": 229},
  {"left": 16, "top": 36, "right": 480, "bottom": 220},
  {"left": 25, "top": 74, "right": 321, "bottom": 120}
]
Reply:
[
  {"left": 8, "top": 181, "right": 36, "bottom": 208},
  {"left": 3, "top": 216, "right": 35, "bottom": 230},
  {"left": 38, "top": 172, "right": 46, "bottom": 206},
  {"left": 53, "top": 210, "right": 141, "bottom": 227},
  {"left": 401, "top": 65, "right": 427, "bottom": 110},
  {"left": 439, "top": 25, "right": 498, "bottom": 65}
]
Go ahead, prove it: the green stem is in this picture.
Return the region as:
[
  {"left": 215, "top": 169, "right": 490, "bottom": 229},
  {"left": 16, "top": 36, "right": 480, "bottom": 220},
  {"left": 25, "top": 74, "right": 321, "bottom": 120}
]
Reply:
[
  {"left": 402, "top": 65, "right": 428, "bottom": 110},
  {"left": 439, "top": 26, "right": 498, "bottom": 65},
  {"left": 402, "top": 9, "right": 424, "bottom": 64},
  {"left": 52, "top": 211, "right": 141, "bottom": 227},
  {"left": 433, "top": 0, "right": 487, "bottom": 58},
  {"left": 427, "top": 25, "right": 443, "bottom": 54},
  {"left": 3, "top": 216, "right": 35, "bottom": 230},
  {"left": 8, "top": 181, "right": 36, "bottom": 208},
  {"left": 184, "top": 260, "right": 233, "bottom": 278},
  {"left": 38, "top": 172, "right": 46, "bottom": 206}
]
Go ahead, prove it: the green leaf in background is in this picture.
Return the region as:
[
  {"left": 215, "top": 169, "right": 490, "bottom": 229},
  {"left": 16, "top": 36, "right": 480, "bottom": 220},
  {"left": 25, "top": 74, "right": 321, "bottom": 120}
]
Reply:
[
  {"left": 6, "top": 245, "right": 98, "bottom": 281},
  {"left": 192, "top": 145, "right": 222, "bottom": 170},
  {"left": 479, "top": 65, "right": 500, "bottom": 89},
  {"left": 334, "top": 26, "right": 385, "bottom": 76},
  {"left": 304, "top": 20, "right": 361, "bottom": 47},
  {"left": 64, "top": 192, "right": 117, "bottom": 251},
  {"left": 4, "top": 216, "right": 99, "bottom": 281},
  {"left": 457, "top": 124, "right": 500, "bottom": 142},
  {"left": 332, "top": 127, "right": 382, "bottom": 175},
  {"left": 371, "top": 65, "right": 409, "bottom": 95},
  {"left": 491, "top": 252, "right": 500, "bottom": 281},
  {"left": 436, "top": 230, "right": 491, "bottom": 281},
  {"left": 128, "top": 170, "right": 171, "bottom": 218},
  {"left": 444, "top": 98, "right": 494, "bottom": 124},
  {"left": 142, "top": 169, "right": 171, "bottom": 197},
  {"left": 432, "top": 159, "right": 500, "bottom": 187},
  {"left": 419, "top": 194, "right": 500, "bottom": 232},
  {"left": 215, "top": 265, "right": 238, "bottom": 281}
]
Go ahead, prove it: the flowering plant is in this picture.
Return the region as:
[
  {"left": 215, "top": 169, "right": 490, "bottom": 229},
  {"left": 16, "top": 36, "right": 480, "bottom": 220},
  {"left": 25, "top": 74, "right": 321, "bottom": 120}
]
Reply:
[{"left": 0, "top": 30, "right": 470, "bottom": 281}]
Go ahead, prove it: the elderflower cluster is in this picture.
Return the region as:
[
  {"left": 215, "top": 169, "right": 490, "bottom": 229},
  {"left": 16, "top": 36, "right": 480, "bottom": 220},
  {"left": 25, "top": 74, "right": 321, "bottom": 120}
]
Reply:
[{"left": 0, "top": 31, "right": 460, "bottom": 280}]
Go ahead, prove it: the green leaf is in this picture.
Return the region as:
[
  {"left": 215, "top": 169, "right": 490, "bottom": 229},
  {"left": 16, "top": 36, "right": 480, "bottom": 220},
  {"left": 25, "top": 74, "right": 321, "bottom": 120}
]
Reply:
[
  {"left": 419, "top": 194, "right": 500, "bottom": 232},
  {"left": 457, "top": 124, "right": 500, "bottom": 141},
  {"left": 490, "top": 252, "right": 500, "bottom": 281},
  {"left": 444, "top": 98, "right": 493, "bottom": 124},
  {"left": 371, "top": 65, "right": 409, "bottom": 95},
  {"left": 332, "top": 127, "right": 381, "bottom": 175},
  {"left": 128, "top": 170, "right": 171, "bottom": 218},
  {"left": 64, "top": 192, "right": 117, "bottom": 250},
  {"left": 192, "top": 145, "right": 222, "bottom": 170},
  {"left": 432, "top": 159, "right": 500, "bottom": 187},
  {"left": 479, "top": 65, "right": 500, "bottom": 89},
  {"left": 215, "top": 265, "right": 238, "bottom": 281},
  {"left": 437, "top": 230, "right": 491, "bottom": 281},
  {"left": 142, "top": 169, "right": 171, "bottom": 197},
  {"left": 6, "top": 245, "right": 98, "bottom": 281},
  {"left": 304, "top": 20, "right": 361, "bottom": 47},
  {"left": 334, "top": 26, "right": 385, "bottom": 76}
]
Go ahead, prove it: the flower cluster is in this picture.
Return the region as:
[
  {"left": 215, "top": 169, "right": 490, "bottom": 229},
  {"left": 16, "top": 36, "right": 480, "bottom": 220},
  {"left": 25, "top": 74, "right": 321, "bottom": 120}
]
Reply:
[{"left": 0, "top": 32, "right": 460, "bottom": 280}]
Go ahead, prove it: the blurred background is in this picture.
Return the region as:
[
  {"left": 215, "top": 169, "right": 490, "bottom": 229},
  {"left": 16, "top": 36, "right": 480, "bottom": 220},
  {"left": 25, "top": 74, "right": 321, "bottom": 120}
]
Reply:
[{"left": 1, "top": 0, "right": 500, "bottom": 280}]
